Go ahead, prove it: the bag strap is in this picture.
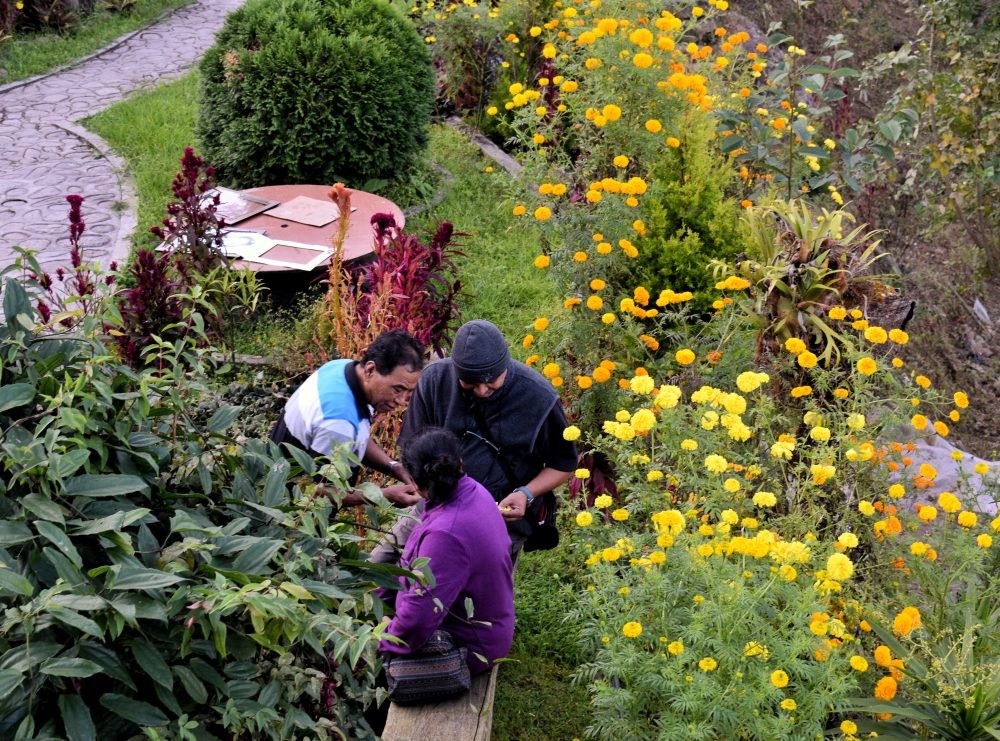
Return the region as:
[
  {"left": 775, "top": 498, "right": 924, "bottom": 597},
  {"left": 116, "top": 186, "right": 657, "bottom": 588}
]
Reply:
[{"left": 469, "top": 402, "right": 521, "bottom": 490}]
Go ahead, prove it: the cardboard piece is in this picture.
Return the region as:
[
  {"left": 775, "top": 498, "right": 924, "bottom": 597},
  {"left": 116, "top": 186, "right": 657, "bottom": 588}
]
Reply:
[
  {"left": 266, "top": 195, "right": 342, "bottom": 227},
  {"left": 211, "top": 187, "right": 278, "bottom": 224},
  {"left": 251, "top": 240, "right": 334, "bottom": 271}
]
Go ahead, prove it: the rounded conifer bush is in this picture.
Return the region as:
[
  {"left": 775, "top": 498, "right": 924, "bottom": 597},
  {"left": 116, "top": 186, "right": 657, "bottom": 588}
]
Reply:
[{"left": 198, "top": 0, "right": 434, "bottom": 188}]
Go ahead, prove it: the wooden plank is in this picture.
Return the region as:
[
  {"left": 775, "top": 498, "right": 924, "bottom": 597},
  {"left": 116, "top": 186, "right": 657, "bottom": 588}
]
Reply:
[{"left": 382, "top": 665, "right": 498, "bottom": 741}]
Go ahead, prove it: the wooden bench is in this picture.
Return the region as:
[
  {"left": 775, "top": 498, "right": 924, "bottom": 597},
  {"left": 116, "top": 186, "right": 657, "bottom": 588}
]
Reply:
[{"left": 381, "top": 664, "right": 499, "bottom": 741}]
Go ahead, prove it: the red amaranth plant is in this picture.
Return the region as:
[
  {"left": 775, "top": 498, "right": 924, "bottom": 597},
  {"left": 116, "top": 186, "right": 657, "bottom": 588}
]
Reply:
[
  {"left": 151, "top": 146, "right": 224, "bottom": 275},
  {"left": 361, "top": 213, "right": 464, "bottom": 357}
]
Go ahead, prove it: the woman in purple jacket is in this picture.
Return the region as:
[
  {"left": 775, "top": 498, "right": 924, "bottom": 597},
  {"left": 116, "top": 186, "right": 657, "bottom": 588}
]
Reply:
[{"left": 379, "top": 428, "right": 514, "bottom": 674}]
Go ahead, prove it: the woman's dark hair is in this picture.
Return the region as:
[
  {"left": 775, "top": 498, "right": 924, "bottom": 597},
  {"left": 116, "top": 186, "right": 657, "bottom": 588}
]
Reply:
[
  {"left": 401, "top": 428, "right": 464, "bottom": 506},
  {"left": 362, "top": 330, "right": 424, "bottom": 375}
]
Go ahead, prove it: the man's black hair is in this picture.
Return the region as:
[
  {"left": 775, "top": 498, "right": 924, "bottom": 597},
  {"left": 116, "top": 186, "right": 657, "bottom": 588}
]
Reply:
[{"left": 361, "top": 330, "right": 424, "bottom": 375}]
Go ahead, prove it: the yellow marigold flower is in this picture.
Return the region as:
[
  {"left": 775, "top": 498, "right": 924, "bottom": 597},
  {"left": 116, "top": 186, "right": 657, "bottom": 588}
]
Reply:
[
  {"left": 911, "top": 414, "right": 928, "bottom": 430},
  {"left": 892, "top": 357, "right": 904, "bottom": 368},
  {"left": 613, "top": 155, "right": 630, "bottom": 168},
  {"left": 592, "top": 366, "right": 611, "bottom": 383},
  {"left": 857, "top": 357, "right": 878, "bottom": 375},
  {"left": 833, "top": 387, "right": 849, "bottom": 399},
  {"left": 811, "top": 463, "right": 836, "bottom": 485},
  {"left": 632, "top": 52, "right": 653, "bottom": 68},
  {"left": 892, "top": 607, "right": 921, "bottom": 636},
  {"left": 486, "top": 106, "right": 498, "bottom": 116},
  {"left": 522, "top": 334, "right": 534, "bottom": 348},
  {"left": 542, "top": 43, "right": 557, "bottom": 58},
  {"left": 594, "top": 494, "right": 613, "bottom": 508},
  {"left": 888, "top": 484, "right": 905, "bottom": 499},
  {"left": 723, "top": 478, "right": 741, "bottom": 493},
  {"left": 532, "top": 133, "right": 545, "bottom": 145},
  {"left": 915, "top": 374, "right": 932, "bottom": 388},
  {"left": 563, "top": 426, "right": 581, "bottom": 442},
  {"left": 586, "top": 295, "right": 604, "bottom": 311},
  {"left": 958, "top": 511, "right": 977, "bottom": 527},
  {"left": 977, "top": 463, "right": 990, "bottom": 475},
  {"left": 645, "top": 119, "right": 662, "bottom": 133},
  {"left": 534, "top": 206, "right": 552, "bottom": 221},
  {"left": 828, "top": 306, "right": 847, "bottom": 320},
  {"left": 533, "top": 317, "right": 549, "bottom": 332},
  {"left": 512, "top": 205, "right": 526, "bottom": 216},
  {"left": 954, "top": 391, "right": 970, "bottom": 409},
  {"left": 874, "top": 645, "right": 892, "bottom": 667},
  {"left": 602, "top": 547, "right": 621, "bottom": 561},
  {"left": 601, "top": 312, "right": 616, "bottom": 324},
  {"left": 917, "top": 505, "right": 937, "bottom": 523},
  {"left": 628, "top": 27, "right": 653, "bottom": 47},
  {"left": 735, "top": 371, "right": 769, "bottom": 393},
  {"left": 791, "top": 385, "right": 812, "bottom": 397},
  {"left": 784, "top": 337, "right": 807, "bottom": 354},
  {"left": 542, "top": 362, "right": 560, "bottom": 378},
  {"left": 573, "top": 251, "right": 588, "bottom": 263},
  {"left": 631, "top": 408, "right": 657, "bottom": 433},
  {"left": 938, "top": 491, "right": 963, "bottom": 514},
  {"left": 753, "top": 491, "right": 777, "bottom": 507},
  {"left": 533, "top": 255, "right": 550, "bottom": 269},
  {"left": 770, "top": 669, "right": 789, "bottom": 688},
  {"left": 564, "top": 297, "right": 581, "bottom": 309},
  {"left": 602, "top": 103, "right": 622, "bottom": 121},
  {"left": 933, "top": 420, "right": 950, "bottom": 436},
  {"left": 859, "top": 500, "right": 876, "bottom": 516},
  {"left": 838, "top": 532, "right": 859, "bottom": 548},
  {"left": 666, "top": 136, "right": 681, "bottom": 148},
  {"left": 841, "top": 720, "right": 858, "bottom": 736},
  {"left": 850, "top": 655, "right": 869, "bottom": 672},
  {"left": 780, "top": 699, "right": 797, "bottom": 711},
  {"left": 611, "top": 508, "right": 629, "bottom": 521},
  {"left": 704, "top": 454, "right": 728, "bottom": 473},
  {"left": 668, "top": 640, "right": 684, "bottom": 655},
  {"left": 622, "top": 621, "right": 643, "bottom": 638},
  {"left": 629, "top": 375, "right": 655, "bottom": 394},
  {"left": 676, "top": 348, "right": 696, "bottom": 365},
  {"left": 826, "top": 552, "right": 854, "bottom": 580},
  {"left": 716, "top": 275, "right": 751, "bottom": 291},
  {"left": 576, "top": 511, "right": 593, "bottom": 527},
  {"left": 525, "top": 354, "right": 539, "bottom": 366},
  {"left": 889, "top": 328, "right": 909, "bottom": 344},
  {"left": 864, "top": 326, "right": 888, "bottom": 344},
  {"left": 810, "top": 426, "right": 831, "bottom": 442},
  {"left": 874, "top": 676, "right": 897, "bottom": 701},
  {"left": 698, "top": 657, "right": 717, "bottom": 671},
  {"left": 978, "top": 534, "right": 993, "bottom": 548}
]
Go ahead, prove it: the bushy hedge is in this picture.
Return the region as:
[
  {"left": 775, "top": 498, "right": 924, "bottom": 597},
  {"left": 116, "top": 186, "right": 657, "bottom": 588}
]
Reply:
[{"left": 198, "top": 0, "right": 434, "bottom": 188}]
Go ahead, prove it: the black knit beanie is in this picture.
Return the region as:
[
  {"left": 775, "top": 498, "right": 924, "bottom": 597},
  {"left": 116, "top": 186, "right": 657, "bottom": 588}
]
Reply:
[{"left": 452, "top": 320, "right": 510, "bottom": 383}]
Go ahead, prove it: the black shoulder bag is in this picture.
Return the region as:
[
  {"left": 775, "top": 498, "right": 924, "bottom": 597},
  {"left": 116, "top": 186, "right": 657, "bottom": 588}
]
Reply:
[{"left": 469, "top": 405, "right": 559, "bottom": 552}]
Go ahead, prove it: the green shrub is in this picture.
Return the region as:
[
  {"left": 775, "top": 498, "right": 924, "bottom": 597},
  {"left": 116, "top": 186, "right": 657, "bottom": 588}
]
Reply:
[
  {"left": 198, "top": 0, "right": 434, "bottom": 189},
  {"left": 631, "top": 115, "right": 744, "bottom": 314}
]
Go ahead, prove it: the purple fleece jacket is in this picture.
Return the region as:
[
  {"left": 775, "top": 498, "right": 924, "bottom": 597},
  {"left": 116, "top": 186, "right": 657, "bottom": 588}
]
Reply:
[{"left": 379, "top": 475, "right": 514, "bottom": 674}]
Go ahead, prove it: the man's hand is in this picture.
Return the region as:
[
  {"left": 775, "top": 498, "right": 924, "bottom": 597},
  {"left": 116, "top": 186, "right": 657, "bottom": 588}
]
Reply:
[
  {"left": 382, "top": 483, "right": 421, "bottom": 507},
  {"left": 497, "top": 490, "right": 528, "bottom": 522}
]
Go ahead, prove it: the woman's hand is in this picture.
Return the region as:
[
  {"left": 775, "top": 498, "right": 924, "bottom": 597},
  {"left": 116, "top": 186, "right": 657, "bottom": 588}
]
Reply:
[{"left": 382, "top": 483, "right": 421, "bottom": 507}]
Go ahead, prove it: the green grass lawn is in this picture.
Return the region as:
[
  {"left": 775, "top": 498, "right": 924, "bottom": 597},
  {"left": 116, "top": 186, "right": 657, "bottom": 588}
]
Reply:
[{"left": 0, "top": 0, "right": 192, "bottom": 85}]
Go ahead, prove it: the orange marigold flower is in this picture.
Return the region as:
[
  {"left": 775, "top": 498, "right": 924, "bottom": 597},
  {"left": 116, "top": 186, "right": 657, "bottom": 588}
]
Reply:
[{"left": 874, "top": 676, "right": 898, "bottom": 701}]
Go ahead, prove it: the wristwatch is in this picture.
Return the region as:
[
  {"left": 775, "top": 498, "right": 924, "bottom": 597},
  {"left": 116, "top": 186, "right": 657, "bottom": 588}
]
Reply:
[{"left": 515, "top": 485, "right": 535, "bottom": 505}]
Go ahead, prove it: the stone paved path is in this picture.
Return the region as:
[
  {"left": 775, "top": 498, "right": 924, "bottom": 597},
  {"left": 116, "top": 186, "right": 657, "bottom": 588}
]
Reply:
[{"left": 0, "top": 0, "right": 245, "bottom": 280}]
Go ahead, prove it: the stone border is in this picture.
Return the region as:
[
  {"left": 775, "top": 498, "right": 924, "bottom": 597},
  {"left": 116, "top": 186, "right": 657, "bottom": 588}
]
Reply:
[
  {"left": 445, "top": 115, "right": 522, "bottom": 176},
  {"left": 0, "top": 0, "right": 194, "bottom": 96},
  {"left": 51, "top": 120, "right": 138, "bottom": 271}
]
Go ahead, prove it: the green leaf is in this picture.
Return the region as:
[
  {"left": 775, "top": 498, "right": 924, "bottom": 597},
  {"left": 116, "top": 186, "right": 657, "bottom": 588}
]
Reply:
[
  {"left": 99, "top": 693, "right": 168, "bottom": 727},
  {"left": 35, "top": 521, "right": 82, "bottom": 567},
  {"left": 878, "top": 120, "right": 902, "bottom": 144},
  {"left": 112, "top": 566, "right": 187, "bottom": 591},
  {"left": 173, "top": 666, "right": 208, "bottom": 704},
  {"left": 206, "top": 404, "right": 242, "bottom": 434},
  {"left": 58, "top": 694, "right": 96, "bottom": 741},
  {"left": 0, "top": 567, "right": 34, "bottom": 596},
  {"left": 21, "top": 493, "right": 67, "bottom": 524},
  {"left": 64, "top": 474, "right": 150, "bottom": 498},
  {"left": 0, "top": 668, "right": 24, "bottom": 698},
  {"left": 43, "top": 547, "right": 85, "bottom": 585},
  {"left": 3, "top": 279, "right": 32, "bottom": 326},
  {"left": 0, "top": 522, "right": 33, "bottom": 546},
  {"left": 54, "top": 449, "right": 91, "bottom": 480},
  {"left": 41, "top": 658, "right": 104, "bottom": 678},
  {"left": 0, "top": 383, "right": 34, "bottom": 413},
  {"left": 1, "top": 642, "right": 62, "bottom": 672},
  {"left": 132, "top": 639, "right": 173, "bottom": 690},
  {"left": 51, "top": 608, "right": 103, "bottom": 638},
  {"left": 231, "top": 539, "right": 283, "bottom": 574},
  {"left": 262, "top": 461, "right": 289, "bottom": 508}
]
